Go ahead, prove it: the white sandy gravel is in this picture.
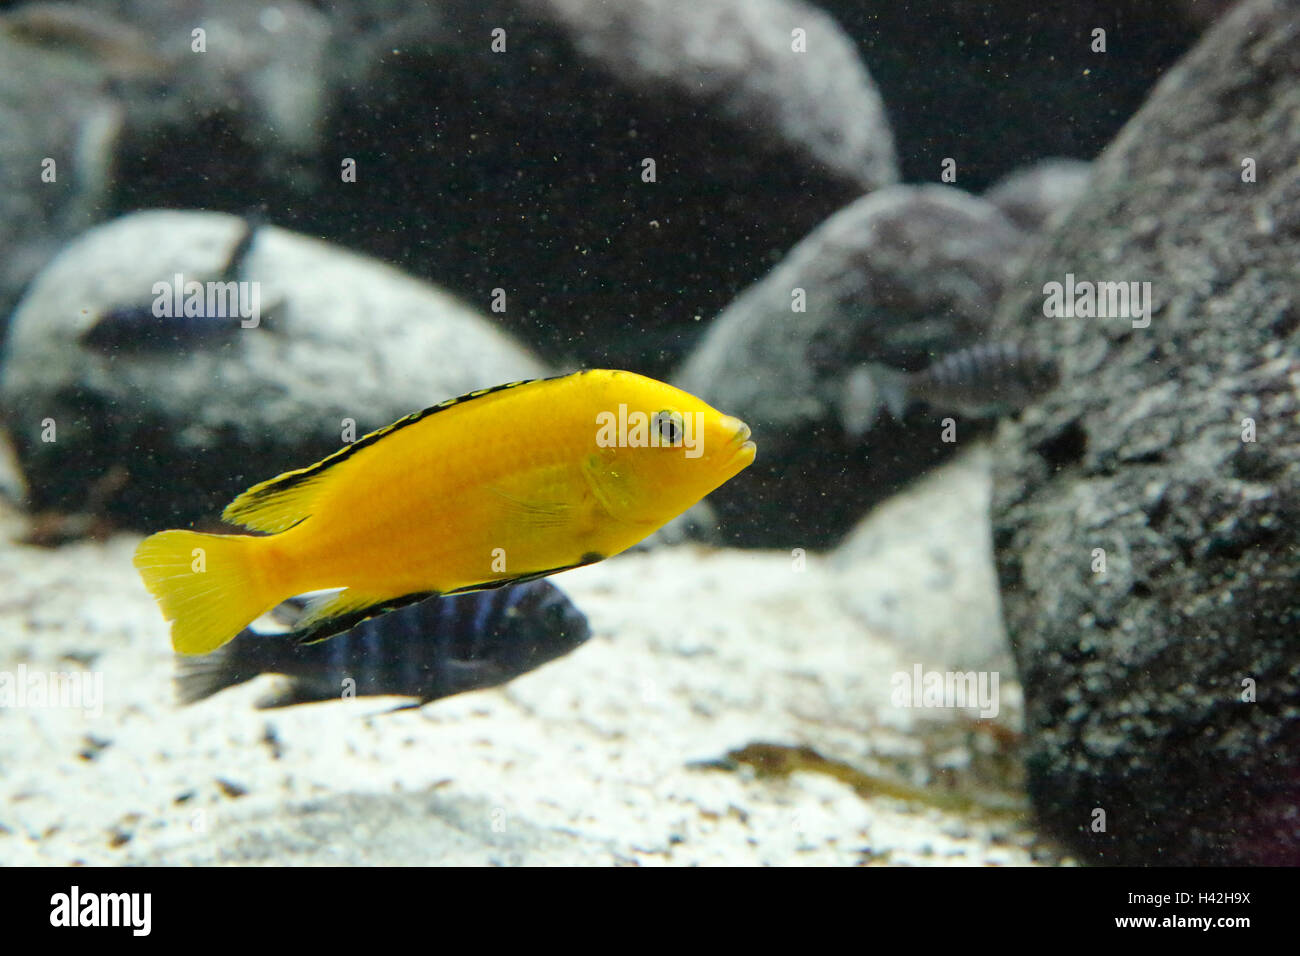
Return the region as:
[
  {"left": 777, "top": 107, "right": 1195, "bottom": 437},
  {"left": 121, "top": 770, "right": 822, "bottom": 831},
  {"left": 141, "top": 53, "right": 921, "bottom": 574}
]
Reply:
[{"left": 0, "top": 445, "right": 1066, "bottom": 866}]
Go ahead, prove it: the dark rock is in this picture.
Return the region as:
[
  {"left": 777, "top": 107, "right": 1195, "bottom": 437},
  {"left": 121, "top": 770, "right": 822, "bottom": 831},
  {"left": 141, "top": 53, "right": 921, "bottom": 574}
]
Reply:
[
  {"left": 990, "top": 0, "right": 1300, "bottom": 865},
  {"left": 0, "top": 210, "right": 547, "bottom": 530},
  {"left": 675, "top": 185, "right": 1030, "bottom": 548},
  {"left": 985, "top": 159, "right": 1093, "bottom": 235}
]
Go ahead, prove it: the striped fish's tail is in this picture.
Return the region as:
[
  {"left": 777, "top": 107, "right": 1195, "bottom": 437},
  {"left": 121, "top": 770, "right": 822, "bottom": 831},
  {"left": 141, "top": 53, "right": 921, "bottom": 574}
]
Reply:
[
  {"left": 133, "top": 530, "right": 278, "bottom": 655},
  {"left": 175, "top": 642, "right": 250, "bottom": 704}
]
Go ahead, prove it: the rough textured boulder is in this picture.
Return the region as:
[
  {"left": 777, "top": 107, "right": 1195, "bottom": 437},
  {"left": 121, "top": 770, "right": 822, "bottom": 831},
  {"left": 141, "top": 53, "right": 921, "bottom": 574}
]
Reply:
[
  {"left": 676, "top": 185, "right": 1029, "bottom": 548},
  {"left": 989, "top": 0, "right": 1300, "bottom": 865},
  {"left": 0, "top": 210, "right": 547, "bottom": 529}
]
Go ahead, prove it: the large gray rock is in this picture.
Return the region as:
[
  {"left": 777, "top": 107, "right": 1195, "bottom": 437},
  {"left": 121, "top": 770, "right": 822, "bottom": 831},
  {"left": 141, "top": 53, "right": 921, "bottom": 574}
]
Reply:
[
  {"left": 989, "top": 0, "right": 1300, "bottom": 865},
  {"left": 0, "top": 210, "right": 548, "bottom": 529},
  {"left": 675, "top": 185, "right": 1030, "bottom": 547}
]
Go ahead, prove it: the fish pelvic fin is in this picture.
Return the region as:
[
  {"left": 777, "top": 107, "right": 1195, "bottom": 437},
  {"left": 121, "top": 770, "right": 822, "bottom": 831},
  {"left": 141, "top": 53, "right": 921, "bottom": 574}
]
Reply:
[{"left": 134, "top": 530, "right": 278, "bottom": 655}]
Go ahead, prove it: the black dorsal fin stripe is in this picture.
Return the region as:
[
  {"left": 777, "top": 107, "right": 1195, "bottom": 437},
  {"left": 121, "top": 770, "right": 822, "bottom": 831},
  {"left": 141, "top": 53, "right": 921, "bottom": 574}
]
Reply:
[{"left": 237, "top": 375, "right": 565, "bottom": 508}]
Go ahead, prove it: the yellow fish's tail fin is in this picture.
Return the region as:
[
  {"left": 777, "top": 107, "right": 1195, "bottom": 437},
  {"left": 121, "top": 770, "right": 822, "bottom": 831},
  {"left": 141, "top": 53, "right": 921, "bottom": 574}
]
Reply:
[{"left": 133, "top": 530, "right": 276, "bottom": 656}]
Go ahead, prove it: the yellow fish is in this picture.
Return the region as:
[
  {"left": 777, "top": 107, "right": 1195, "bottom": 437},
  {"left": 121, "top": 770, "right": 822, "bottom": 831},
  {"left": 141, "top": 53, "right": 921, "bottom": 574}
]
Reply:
[{"left": 134, "top": 370, "right": 756, "bottom": 655}]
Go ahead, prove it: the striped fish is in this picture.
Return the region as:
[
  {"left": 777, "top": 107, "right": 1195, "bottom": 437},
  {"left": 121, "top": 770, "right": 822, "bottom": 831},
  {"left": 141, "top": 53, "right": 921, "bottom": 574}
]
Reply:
[
  {"left": 838, "top": 342, "right": 1061, "bottom": 437},
  {"left": 79, "top": 216, "right": 270, "bottom": 353},
  {"left": 176, "top": 580, "right": 591, "bottom": 709}
]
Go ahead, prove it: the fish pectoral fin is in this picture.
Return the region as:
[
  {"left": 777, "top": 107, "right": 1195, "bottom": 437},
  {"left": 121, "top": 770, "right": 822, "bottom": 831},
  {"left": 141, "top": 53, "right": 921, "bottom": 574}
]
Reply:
[
  {"left": 291, "top": 589, "right": 436, "bottom": 646},
  {"left": 485, "top": 485, "right": 577, "bottom": 531}
]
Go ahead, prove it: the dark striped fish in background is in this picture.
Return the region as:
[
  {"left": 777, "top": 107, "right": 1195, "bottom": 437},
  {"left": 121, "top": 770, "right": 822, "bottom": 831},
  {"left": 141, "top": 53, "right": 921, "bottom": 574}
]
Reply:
[
  {"left": 79, "top": 216, "right": 272, "bottom": 353},
  {"left": 838, "top": 342, "right": 1061, "bottom": 437},
  {"left": 177, "top": 580, "right": 591, "bottom": 709}
]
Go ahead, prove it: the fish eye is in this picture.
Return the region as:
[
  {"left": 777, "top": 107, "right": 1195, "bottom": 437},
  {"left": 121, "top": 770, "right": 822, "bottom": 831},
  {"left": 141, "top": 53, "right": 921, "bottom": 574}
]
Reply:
[{"left": 652, "top": 409, "right": 684, "bottom": 446}]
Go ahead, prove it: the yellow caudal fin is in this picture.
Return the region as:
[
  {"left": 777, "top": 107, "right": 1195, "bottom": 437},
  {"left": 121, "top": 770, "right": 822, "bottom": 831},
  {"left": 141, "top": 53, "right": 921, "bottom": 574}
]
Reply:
[{"left": 133, "top": 530, "right": 276, "bottom": 655}]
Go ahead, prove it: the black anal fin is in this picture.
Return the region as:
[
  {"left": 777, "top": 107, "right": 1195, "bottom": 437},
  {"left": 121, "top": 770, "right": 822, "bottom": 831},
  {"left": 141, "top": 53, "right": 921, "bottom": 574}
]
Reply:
[
  {"left": 443, "top": 552, "right": 605, "bottom": 595},
  {"left": 292, "top": 590, "right": 437, "bottom": 646}
]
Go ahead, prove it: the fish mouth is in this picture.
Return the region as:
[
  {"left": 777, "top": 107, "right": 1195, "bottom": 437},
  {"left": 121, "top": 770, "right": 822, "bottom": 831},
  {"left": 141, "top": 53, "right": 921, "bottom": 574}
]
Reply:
[{"left": 721, "top": 418, "right": 756, "bottom": 470}]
